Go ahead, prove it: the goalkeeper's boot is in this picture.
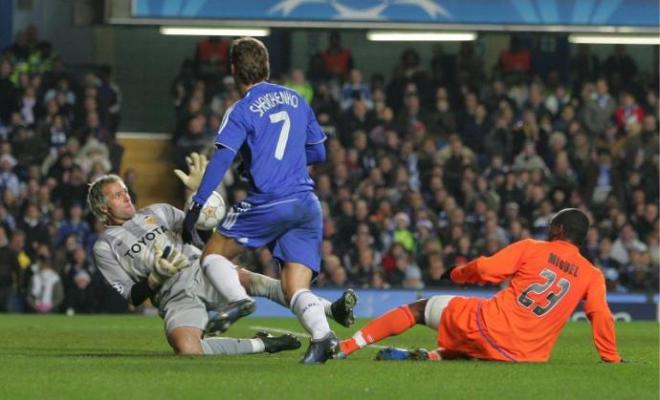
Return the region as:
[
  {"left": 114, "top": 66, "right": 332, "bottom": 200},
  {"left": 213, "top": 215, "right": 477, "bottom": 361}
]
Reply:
[
  {"left": 330, "top": 289, "right": 358, "bottom": 328},
  {"left": 206, "top": 298, "right": 256, "bottom": 336},
  {"left": 375, "top": 347, "right": 431, "bottom": 361},
  {"left": 254, "top": 331, "right": 302, "bottom": 353},
  {"left": 300, "top": 331, "right": 339, "bottom": 364}
]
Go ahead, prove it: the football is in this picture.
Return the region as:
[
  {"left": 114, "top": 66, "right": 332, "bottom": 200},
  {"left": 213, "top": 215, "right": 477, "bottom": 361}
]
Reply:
[{"left": 186, "top": 191, "right": 227, "bottom": 231}]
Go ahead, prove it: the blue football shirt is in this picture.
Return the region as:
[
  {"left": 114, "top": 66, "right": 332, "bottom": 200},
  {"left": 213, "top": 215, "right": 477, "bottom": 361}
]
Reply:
[{"left": 215, "top": 82, "right": 326, "bottom": 204}]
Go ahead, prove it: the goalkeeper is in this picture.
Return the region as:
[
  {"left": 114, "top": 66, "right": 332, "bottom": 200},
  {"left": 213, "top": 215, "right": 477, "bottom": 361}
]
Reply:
[{"left": 87, "top": 153, "right": 357, "bottom": 355}]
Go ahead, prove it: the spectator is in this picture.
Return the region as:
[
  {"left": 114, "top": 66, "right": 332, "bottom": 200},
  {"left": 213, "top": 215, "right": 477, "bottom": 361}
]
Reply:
[
  {"left": 54, "top": 203, "right": 90, "bottom": 247},
  {"left": 0, "top": 226, "right": 15, "bottom": 311},
  {"left": 393, "top": 85, "right": 431, "bottom": 134},
  {"left": 461, "top": 104, "right": 490, "bottom": 155},
  {"left": 327, "top": 266, "right": 348, "bottom": 288},
  {"left": 0, "top": 154, "right": 20, "bottom": 198},
  {"left": 455, "top": 42, "right": 484, "bottom": 87},
  {"left": 569, "top": 44, "right": 600, "bottom": 93},
  {"left": 498, "top": 35, "right": 531, "bottom": 81},
  {"left": 582, "top": 78, "right": 616, "bottom": 135},
  {"left": 614, "top": 92, "right": 645, "bottom": 130},
  {"left": 594, "top": 237, "right": 621, "bottom": 272},
  {"left": 311, "top": 81, "right": 340, "bottom": 127},
  {"left": 53, "top": 164, "right": 89, "bottom": 212},
  {"left": 340, "top": 68, "right": 372, "bottom": 110},
  {"left": 422, "top": 252, "right": 444, "bottom": 286},
  {"left": 62, "top": 246, "right": 97, "bottom": 313},
  {"left": 513, "top": 141, "right": 549, "bottom": 175},
  {"left": 0, "top": 59, "right": 19, "bottom": 125},
  {"left": 369, "top": 271, "right": 390, "bottom": 289},
  {"left": 621, "top": 242, "right": 655, "bottom": 291},
  {"left": 392, "top": 212, "right": 415, "bottom": 253},
  {"left": 19, "top": 203, "right": 50, "bottom": 256},
  {"left": 321, "top": 31, "right": 354, "bottom": 80},
  {"left": 611, "top": 223, "right": 645, "bottom": 265},
  {"left": 338, "top": 99, "right": 377, "bottom": 147},
  {"left": 285, "top": 68, "right": 314, "bottom": 103},
  {"left": 170, "top": 58, "right": 196, "bottom": 113},
  {"left": 603, "top": 45, "right": 638, "bottom": 93},
  {"left": 589, "top": 150, "right": 623, "bottom": 206},
  {"left": 26, "top": 246, "right": 63, "bottom": 313},
  {"left": 428, "top": 87, "right": 457, "bottom": 137},
  {"left": 194, "top": 36, "right": 231, "bottom": 81},
  {"left": 96, "top": 66, "right": 122, "bottom": 133},
  {"left": 403, "top": 263, "right": 424, "bottom": 290}
]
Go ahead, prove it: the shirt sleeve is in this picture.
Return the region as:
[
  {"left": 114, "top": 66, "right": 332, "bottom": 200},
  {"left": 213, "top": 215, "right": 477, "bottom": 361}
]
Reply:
[
  {"left": 583, "top": 270, "right": 622, "bottom": 363},
  {"left": 306, "top": 105, "right": 326, "bottom": 145},
  {"left": 215, "top": 104, "right": 248, "bottom": 153},
  {"left": 93, "top": 239, "right": 135, "bottom": 301},
  {"left": 451, "top": 239, "right": 529, "bottom": 285}
]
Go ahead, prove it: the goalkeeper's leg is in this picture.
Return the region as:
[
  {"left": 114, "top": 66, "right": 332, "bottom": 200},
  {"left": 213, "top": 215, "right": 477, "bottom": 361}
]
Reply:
[
  {"left": 240, "top": 269, "right": 357, "bottom": 327},
  {"left": 167, "top": 327, "right": 300, "bottom": 355}
]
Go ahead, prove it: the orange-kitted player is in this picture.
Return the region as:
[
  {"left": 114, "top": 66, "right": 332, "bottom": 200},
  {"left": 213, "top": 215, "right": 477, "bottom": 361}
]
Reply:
[{"left": 339, "top": 208, "right": 622, "bottom": 363}]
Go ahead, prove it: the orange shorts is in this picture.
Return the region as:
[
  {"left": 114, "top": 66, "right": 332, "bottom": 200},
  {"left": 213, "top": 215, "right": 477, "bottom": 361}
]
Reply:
[{"left": 436, "top": 297, "right": 516, "bottom": 362}]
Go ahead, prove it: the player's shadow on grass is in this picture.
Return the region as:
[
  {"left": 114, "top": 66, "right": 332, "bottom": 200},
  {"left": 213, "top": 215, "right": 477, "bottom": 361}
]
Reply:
[{"left": 0, "top": 350, "right": 173, "bottom": 358}]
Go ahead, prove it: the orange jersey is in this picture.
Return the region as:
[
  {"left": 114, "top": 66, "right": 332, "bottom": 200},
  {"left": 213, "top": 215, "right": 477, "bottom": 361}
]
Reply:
[
  {"left": 438, "top": 239, "right": 621, "bottom": 363},
  {"left": 321, "top": 49, "right": 352, "bottom": 76}
]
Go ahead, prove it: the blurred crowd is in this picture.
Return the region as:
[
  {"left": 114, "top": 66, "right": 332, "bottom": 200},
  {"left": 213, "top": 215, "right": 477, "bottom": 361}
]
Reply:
[
  {"left": 0, "top": 25, "right": 126, "bottom": 314},
  {"left": 0, "top": 29, "right": 657, "bottom": 316},
  {"left": 173, "top": 33, "right": 659, "bottom": 294}
]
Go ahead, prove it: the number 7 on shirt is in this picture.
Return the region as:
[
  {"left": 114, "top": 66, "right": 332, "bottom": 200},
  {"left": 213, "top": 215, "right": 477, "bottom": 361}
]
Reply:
[{"left": 269, "top": 111, "right": 290, "bottom": 160}]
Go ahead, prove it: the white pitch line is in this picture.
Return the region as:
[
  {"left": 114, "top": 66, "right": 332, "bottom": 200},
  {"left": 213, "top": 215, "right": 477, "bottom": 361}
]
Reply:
[{"left": 249, "top": 325, "right": 390, "bottom": 349}]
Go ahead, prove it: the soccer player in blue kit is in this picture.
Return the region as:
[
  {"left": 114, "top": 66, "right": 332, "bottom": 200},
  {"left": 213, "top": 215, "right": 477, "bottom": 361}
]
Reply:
[{"left": 182, "top": 37, "right": 340, "bottom": 363}]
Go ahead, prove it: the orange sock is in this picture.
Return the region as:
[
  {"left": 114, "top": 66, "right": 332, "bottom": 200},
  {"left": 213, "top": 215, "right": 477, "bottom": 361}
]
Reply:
[{"left": 340, "top": 306, "right": 417, "bottom": 356}]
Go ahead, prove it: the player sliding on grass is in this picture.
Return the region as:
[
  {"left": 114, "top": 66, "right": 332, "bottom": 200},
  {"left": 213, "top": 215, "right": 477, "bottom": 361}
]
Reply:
[
  {"left": 340, "top": 208, "right": 622, "bottom": 363},
  {"left": 87, "top": 169, "right": 356, "bottom": 356},
  {"left": 182, "top": 37, "right": 339, "bottom": 363}
]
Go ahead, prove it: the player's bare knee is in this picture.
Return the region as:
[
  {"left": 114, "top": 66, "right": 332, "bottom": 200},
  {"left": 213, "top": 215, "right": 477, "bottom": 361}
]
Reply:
[
  {"left": 171, "top": 336, "right": 203, "bottom": 355},
  {"left": 174, "top": 345, "right": 202, "bottom": 356},
  {"left": 282, "top": 282, "right": 309, "bottom": 304},
  {"left": 202, "top": 233, "right": 245, "bottom": 262},
  {"left": 281, "top": 283, "right": 295, "bottom": 304},
  {"left": 168, "top": 328, "right": 203, "bottom": 355},
  {"left": 407, "top": 299, "right": 428, "bottom": 325},
  {"left": 280, "top": 263, "right": 312, "bottom": 304}
]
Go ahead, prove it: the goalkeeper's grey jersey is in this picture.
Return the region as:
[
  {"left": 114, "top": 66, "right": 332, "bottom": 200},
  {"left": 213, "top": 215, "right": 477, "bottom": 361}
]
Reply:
[{"left": 93, "top": 203, "right": 201, "bottom": 302}]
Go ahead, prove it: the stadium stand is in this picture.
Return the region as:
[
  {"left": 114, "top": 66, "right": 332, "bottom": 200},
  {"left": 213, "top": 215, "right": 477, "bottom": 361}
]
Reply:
[
  {"left": 0, "top": 28, "right": 657, "bottom": 314},
  {"left": 172, "top": 33, "right": 658, "bottom": 296},
  {"left": 0, "top": 25, "right": 126, "bottom": 313}
]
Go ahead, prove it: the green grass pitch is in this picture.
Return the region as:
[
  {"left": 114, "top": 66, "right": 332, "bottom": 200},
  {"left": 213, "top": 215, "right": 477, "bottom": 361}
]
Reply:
[{"left": 0, "top": 315, "right": 657, "bottom": 399}]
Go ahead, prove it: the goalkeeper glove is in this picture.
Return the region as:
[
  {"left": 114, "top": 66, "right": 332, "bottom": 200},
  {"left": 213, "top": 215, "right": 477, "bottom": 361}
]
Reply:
[
  {"left": 174, "top": 152, "right": 209, "bottom": 192},
  {"left": 148, "top": 244, "right": 190, "bottom": 287}
]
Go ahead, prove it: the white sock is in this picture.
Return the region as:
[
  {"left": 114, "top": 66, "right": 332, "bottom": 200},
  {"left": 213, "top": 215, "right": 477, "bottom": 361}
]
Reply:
[
  {"left": 246, "top": 271, "right": 335, "bottom": 319},
  {"left": 252, "top": 338, "right": 266, "bottom": 352},
  {"left": 202, "top": 254, "right": 249, "bottom": 303},
  {"left": 201, "top": 337, "right": 264, "bottom": 355},
  {"left": 290, "top": 289, "right": 331, "bottom": 341},
  {"left": 352, "top": 332, "right": 368, "bottom": 349},
  {"left": 321, "top": 297, "right": 332, "bottom": 317}
]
